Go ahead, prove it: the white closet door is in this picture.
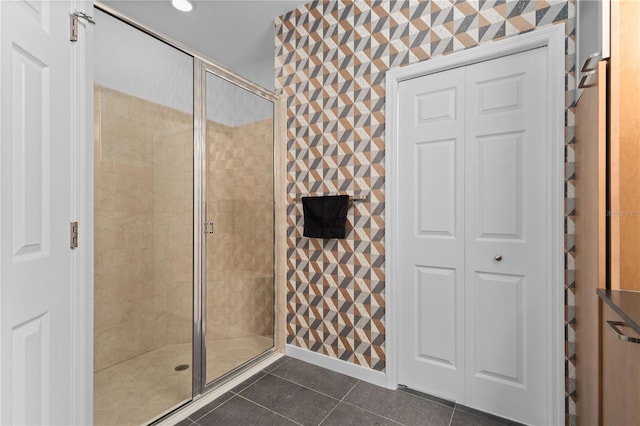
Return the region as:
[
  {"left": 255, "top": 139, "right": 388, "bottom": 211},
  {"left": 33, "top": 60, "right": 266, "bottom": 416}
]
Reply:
[
  {"left": 397, "top": 67, "right": 466, "bottom": 401},
  {"left": 397, "top": 46, "right": 550, "bottom": 425},
  {"left": 464, "top": 47, "right": 548, "bottom": 424}
]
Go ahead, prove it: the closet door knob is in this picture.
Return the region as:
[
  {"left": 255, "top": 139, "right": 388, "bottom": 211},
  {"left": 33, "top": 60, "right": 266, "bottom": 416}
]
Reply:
[{"left": 494, "top": 254, "right": 503, "bottom": 262}]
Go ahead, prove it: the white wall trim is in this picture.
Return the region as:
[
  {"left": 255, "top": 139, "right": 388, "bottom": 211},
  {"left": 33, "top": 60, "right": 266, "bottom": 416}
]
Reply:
[
  {"left": 69, "top": 1, "right": 94, "bottom": 424},
  {"left": 0, "top": 1, "right": 4, "bottom": 419},
  {"left": 285, "top": 344, "right": 388, "bottom": 388},
  {"left": 384, "top": 24, "right": 566, "bottom": 426}
]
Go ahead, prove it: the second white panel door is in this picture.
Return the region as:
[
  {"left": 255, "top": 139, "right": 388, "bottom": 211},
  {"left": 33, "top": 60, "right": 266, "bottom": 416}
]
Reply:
[
  {"left": 397, "top": 66, "right": 466, "bottom": 402},
  {"left": 397, "top": 47, "right": 549, "bottom": 425}
]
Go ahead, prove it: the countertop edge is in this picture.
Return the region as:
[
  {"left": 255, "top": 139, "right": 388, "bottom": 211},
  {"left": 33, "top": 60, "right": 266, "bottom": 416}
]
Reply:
[{"left": 597, "top": 288, "right": 640, "bottom": 336}]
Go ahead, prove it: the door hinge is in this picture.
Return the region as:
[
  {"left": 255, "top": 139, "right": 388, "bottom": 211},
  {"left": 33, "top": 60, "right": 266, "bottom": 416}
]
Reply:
[
  {"left": 70, "top": 221, "right": 79, "bottom": 249},
  {"left": 70, "top": 11, "right": 95, "bottom": 42}
]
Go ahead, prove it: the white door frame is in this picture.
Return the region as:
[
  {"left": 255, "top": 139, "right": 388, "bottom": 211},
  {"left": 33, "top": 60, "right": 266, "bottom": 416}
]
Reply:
[
  {"left": 384, "top": 25, "right": 565, "bottom": 425},
  {"left": 70, "top": 1, "right": 94, "bottom": 424}
]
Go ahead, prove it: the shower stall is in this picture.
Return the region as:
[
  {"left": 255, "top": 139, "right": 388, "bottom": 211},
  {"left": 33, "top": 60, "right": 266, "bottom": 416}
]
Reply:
[{"left": 93, "top": 6, "right": 281, "bottom": 425}]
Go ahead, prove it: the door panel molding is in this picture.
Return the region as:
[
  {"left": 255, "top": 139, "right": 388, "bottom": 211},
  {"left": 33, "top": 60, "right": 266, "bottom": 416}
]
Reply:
[
  {"left": 11, "top": 42, "right": 50, "bottom": 261},
  {"left": 474, "top": 131, "right": 524, "bottom": 240},
  {"left": 385, "top": 25, "right": 565, "bottom": 425},
  {"left": 472, "top": 272, "right": 525, "bottom": 386},
  {"left": 415, "top": 138, "right": 457, "bottom": 237},
  {"left": 415, "top": 266, "right": 457, "bottom": 367}
]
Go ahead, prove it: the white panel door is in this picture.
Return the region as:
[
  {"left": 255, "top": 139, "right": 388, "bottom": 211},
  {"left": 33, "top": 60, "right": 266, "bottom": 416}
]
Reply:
[
  {"left": 464, "top": 47, "right": 548, "bottom": 424},
  {"left": 397, "top": 47, "right": 549, "bottom": 424},
  {"left": 397, "top": 67, "right": 466, "bottom": 401},
  {"left": 1, "top": 1, "right": 77, "bottom": 424}
]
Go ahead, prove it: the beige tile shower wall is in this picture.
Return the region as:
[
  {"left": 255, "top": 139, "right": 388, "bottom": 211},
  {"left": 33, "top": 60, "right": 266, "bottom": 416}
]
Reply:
[
  {"left": 94, "top": 85, "right": 193, "bottom": 371},
  {"left": 94, "top": 86, "right": 156, "bottom": 370},
  {"left": 232, "top": 119, "right": 275, "bottom": 274},
  {"left": 206, "top": 119, "right": 275, "bottom": 340},
  {"left": 94, "top": 85, "right": 271, "bottom": 369},
  {"left": 152, "top": 107, "right": 194, "bottom": 346}
]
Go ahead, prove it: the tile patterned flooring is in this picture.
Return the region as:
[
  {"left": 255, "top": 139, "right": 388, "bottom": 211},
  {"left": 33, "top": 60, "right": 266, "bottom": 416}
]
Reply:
[{"left": 175, "top": 357, "right": 522, "bottom": 426}]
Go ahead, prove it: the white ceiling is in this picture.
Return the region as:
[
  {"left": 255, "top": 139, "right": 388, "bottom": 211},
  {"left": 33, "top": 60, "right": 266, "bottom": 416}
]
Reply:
[{"left": 97, "top": 0, "right": 308, "bottom": 88}]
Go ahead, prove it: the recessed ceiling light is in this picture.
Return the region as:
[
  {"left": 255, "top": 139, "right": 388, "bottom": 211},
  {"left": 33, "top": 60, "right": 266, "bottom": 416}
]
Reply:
[{"left": 171, "top": 0, "right": 193, "bottom": 12}]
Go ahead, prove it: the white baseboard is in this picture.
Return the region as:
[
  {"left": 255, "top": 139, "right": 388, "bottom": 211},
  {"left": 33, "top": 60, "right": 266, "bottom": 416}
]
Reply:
[{"left": 285, "top": 344, "right": 391, "bottom": 389}]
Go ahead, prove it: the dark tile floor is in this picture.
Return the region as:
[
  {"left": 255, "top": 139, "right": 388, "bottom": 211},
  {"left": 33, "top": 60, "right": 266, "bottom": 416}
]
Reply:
[{"left": 174, "top": 357, "right": 521, "bottom": 426}]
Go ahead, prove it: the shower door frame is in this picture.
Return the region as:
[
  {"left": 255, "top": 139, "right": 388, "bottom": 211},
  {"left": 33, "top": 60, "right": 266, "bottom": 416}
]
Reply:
[
  {"left": 93, "top": 0, "right": 286, "bottom": 413},
  {"left": 195, "top": 60, "right": 283, "bottom": 394}
]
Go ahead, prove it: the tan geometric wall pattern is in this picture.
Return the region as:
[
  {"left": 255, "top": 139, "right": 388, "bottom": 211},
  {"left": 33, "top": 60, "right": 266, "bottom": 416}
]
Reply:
[{"left": 275, "top": 1, "right": 577, "bottom": 423}]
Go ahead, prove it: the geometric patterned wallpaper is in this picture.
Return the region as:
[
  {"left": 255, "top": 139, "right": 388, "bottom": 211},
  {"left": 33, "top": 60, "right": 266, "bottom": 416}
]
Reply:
[{"left": 275, "top": 1, "right": 576, "bottom": 423}]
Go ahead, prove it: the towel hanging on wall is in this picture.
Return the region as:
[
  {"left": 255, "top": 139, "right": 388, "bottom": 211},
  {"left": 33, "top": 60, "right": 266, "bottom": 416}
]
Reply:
[{"left": 302, "top": 195, "right": 349, "bottom": 239}]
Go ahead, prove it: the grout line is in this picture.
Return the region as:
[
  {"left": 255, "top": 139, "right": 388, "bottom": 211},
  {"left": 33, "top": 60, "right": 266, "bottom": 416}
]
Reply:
[
  {"left": 237, "top": 365, "right": 369, "bottom": 426},
  {"left": 265, "top": 371, "right": 343, "bottom": 402},
  {"left": 340, "top": 380, "right": 359, "bottom": 402},
  {"left": 189, "top": 393, "right": 235, "bottom": 423},
  {"left": 316, "top": 380, "right": 361, "bottom": 426},
  {"left": 316, "top": 401, "right": 340, "bottom": 426},
  {"left": 448, "top": 406, "right": 455, "bottom": 426},
  {"left": 234, "top": 393, "right": 304, "bottom": 426},
  {"left": 337, "top": 400, "right": 405, "bottom": 425},
  {"left": 229, "top": 371, "right": 269, "bottom": 395},
  {"left": 235, "top": 363, "right": 463, "bottom": 426},
  {"left": 264, "top": 371, "right": 432, "bottom": 425},
  {"left": 267, "top": 356, "right": 292, "bottom": 372},
  {"left": 189, "top": 356, "right": 286, "bottom": 422},
  {"left": 229, "top": 356, "right": 292, "bottom": 396},
  {"left": 317, "top": 381, "right": 364, "bottom": 426}
]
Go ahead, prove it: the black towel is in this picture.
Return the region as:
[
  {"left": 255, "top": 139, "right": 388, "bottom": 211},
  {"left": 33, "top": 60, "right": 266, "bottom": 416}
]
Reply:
[{"left": 302, "top": 195, "right": 349, "bottom": 239}]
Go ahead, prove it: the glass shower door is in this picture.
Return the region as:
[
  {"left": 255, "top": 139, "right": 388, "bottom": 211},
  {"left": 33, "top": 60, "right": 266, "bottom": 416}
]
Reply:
[
  {"left": 203, "top": 70, "right": 275, "bottom": 385},
  {"left": 93, "top": 8, "right": 194, "bottom": 425},
  {"left": 95, "top": 5, "right": 279, "bottom": 422}
]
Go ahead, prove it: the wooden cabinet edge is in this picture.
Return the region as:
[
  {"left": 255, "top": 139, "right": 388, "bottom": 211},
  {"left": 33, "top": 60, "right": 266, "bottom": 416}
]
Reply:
[{"left": 574, "top": 60, "right": 607, "bottom": 425}]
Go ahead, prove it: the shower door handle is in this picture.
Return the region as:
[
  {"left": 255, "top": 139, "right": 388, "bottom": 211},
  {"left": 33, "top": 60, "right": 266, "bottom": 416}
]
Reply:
[{"left": 204, "top": 222, "right": 214, "bottom": 234}]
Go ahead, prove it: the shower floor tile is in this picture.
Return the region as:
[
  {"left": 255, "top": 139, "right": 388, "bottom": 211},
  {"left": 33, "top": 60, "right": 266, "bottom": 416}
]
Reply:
[{"left": 94, "top": 335, "right": 273, "bottom": 426}]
